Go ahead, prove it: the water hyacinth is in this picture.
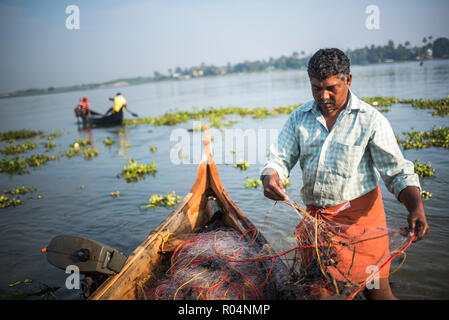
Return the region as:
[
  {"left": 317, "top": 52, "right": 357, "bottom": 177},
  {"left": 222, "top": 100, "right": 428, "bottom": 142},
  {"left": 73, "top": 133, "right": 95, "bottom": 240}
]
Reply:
[
  {"left": 117, "top": 159, "right": 157, "bottom": 182},
  {"left": 0, "top": 142, "right": 37, "bottom": 155},
  {"left": 42, "top": 141, "right": 57, "bottom": 151},
  {"left": 70, "top": 138, "right": 92, "bottom": 148},
  {"left": 103, "top": 137, "right": 115, "bottom": 146},
  {"left": 149, "top": 146, "right": 157, "bottom": 153},
  {"left": 413, "top": 159, "right": 436, "bottom": 178},
  {"left": 398, "top": 127, "right": 449, "bottom": 150},
  {"left": 361, "top": 96, "right": 399, "bottom": 107},
  {"left": 25, "top": 154, "right": 59, "bottom": 167},
  {"left": 2, "top": 185, "right": 37, "bottom": 195},
  {"left": 421, "top": 190, "right": 432, "bottom": 200},
  {"left": 110, "top": 191, "right": 120, "bottom": 198},
  {"left": 0, "top": 184, "right": 34, "bottom": 208},
  {"left": 123, "top": 104, "right": 303, "bottom": 127},
  {"left": 0, "top": 195, "right": 23, "bottom": 208},
  {"left": 233, "top": 159, "right": 250, "bottom": 171},
  {"left": 0, "top": 157, "right": 28, "bottom": 174},
  {"left": 244, "top": 178, "right": 262, "bottom": 188},
  {"left": 0, "top": 154, "right": 58, "bottom": 174},
  {"left": 410, "top": 96, "right": 449, "bottom": 116},
  {"left": 144, "top": 191, "right": 181, "bottom": 209},
  {"left": 0, "top": 130, "right": 45, "bottom": 142},
  {"left": 66, "top": 138, "right": 98, "bottom": 160},
  {"left": 82, "top": 148, "right": 99, "bottom": 160}
]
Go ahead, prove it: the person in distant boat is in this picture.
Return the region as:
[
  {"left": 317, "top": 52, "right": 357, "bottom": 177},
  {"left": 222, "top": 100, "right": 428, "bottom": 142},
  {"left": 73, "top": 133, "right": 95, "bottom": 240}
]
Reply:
[
  {"left": 106, "top": 92, "right": 127, "bottom": 115},
  {"left": 75, "top": 94, "right": 91, "bottom": 117}
]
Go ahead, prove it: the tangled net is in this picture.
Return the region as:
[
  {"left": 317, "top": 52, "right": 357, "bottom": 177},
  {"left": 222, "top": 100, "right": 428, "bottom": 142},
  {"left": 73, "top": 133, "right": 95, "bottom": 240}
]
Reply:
[{"left": 141, "top": 199, "right": 414, "bottom": 300}]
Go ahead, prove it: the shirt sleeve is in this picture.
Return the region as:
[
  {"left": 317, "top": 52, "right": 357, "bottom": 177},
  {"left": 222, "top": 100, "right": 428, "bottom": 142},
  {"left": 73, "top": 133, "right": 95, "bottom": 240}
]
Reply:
[
  {"left": 260, "top": 113, "right": 300, "bottom": 181},
  {"left": 368, "top": 113, "right": 421, "bottom": 199}
]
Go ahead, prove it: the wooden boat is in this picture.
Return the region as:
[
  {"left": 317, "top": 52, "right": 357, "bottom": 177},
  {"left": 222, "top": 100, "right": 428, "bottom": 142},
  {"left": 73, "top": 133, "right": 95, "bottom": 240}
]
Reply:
[
  {"left": 78, "top": 109, "right": 123, "bottom": 127},
  {"left": 88, "top": 125, "right": 291, "bottom": 300}
]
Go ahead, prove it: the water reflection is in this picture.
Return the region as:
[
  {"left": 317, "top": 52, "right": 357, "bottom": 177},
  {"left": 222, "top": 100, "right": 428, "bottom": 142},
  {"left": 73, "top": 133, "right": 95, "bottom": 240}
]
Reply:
[{"left": 116, "top": 126, "right": 131, "bottom": 157}]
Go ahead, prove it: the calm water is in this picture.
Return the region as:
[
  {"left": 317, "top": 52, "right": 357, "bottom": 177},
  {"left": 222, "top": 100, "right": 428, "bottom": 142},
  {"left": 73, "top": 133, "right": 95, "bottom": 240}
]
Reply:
[{"left": 0, "top": 60, "right": 448, "bottom": 299}]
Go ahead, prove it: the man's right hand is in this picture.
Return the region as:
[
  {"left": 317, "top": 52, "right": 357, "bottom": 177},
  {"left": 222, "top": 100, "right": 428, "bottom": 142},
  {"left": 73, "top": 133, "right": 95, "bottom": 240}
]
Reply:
[{"left": 262, "top": 171, "right": 288, "bottom": 201}]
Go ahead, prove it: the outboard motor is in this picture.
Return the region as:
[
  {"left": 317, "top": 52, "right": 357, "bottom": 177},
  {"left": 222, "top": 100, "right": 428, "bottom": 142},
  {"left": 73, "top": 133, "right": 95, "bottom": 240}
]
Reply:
[{"left": 42, "top": 235, "right": 128, "bottom": 298}]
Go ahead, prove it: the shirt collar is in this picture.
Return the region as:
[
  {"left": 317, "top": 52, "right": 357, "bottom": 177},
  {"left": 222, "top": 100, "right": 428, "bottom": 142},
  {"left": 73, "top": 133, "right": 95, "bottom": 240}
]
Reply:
[{"left": 300, "top": 89, "right": 361, "bottom": 114}]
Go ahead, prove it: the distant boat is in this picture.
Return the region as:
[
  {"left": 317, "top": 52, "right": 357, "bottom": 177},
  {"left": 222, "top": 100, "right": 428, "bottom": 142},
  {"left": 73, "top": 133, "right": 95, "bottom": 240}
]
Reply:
[{"left": 76, "top": 109, "right": 123, "bottom": 127}]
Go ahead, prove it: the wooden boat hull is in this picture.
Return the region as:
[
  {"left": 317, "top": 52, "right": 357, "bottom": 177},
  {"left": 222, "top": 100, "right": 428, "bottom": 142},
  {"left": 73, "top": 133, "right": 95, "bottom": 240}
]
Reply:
[
  {"left": 88, "top": 126, "right": 289, "bottom": 300},
  {"left": 81, "top": 109, "right": 123, "bottom": 127}
]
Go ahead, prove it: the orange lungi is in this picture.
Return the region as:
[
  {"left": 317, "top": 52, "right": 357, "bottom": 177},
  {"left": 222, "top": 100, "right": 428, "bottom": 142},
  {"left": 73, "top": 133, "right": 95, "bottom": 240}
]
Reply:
[{"left": 295, "top": 185, "right": 391, "bottom": 295}]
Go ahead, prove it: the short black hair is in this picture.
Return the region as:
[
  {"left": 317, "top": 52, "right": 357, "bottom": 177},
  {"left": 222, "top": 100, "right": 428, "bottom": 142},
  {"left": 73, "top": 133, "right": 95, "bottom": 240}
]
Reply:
[{"left": 307, "top": 48, "right": 350, "bottom": 81}]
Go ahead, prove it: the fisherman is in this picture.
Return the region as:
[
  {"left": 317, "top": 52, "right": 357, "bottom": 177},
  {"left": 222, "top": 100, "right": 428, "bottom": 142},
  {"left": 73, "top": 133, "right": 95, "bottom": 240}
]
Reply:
[
  {"left": 260, "top": 48, "right": 429, "bottom": 300},
  {"left": 75, "top": 94, "right": 91, "bottom": 117},
  {"left": 106, "top": 92, "right": 127, "bottom": 115}
]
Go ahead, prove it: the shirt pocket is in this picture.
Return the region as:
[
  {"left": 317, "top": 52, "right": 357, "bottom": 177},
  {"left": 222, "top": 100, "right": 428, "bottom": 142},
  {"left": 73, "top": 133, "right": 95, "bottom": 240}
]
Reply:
[{"left": 327, "top": 142, "right": 365, "bottom": 178}]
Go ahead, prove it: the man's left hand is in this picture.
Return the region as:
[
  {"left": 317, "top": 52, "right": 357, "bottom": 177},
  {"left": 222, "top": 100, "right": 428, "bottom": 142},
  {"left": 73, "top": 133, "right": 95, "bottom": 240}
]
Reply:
[
  {"left": 407, "top": 209, "right": 429, "bottom": 242},
  {"left": 399, "top": 186, "right": 429, "bottom": 242}
]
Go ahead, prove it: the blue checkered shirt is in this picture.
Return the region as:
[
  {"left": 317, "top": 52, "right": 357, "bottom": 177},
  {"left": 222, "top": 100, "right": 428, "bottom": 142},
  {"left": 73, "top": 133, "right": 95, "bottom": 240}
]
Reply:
[{"left": 261, "top": 90, "right": 421, "bottom": 207}]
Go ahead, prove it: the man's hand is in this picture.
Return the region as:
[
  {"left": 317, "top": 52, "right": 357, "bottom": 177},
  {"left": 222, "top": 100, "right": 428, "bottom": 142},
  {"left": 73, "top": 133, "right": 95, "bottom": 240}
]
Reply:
[
  {"left": 407, "top": 210, "right": 429, "bottom": 242},
  {"left": 399, "top": 186, "right": 429, "bottom": 242},
  {"left": 261, "top": 170, "right": 287, "bottom": 201}
]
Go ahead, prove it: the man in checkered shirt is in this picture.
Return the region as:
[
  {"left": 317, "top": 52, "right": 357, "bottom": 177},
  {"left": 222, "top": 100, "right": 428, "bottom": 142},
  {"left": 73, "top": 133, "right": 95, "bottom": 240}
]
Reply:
[{"left": 261, "top": 48, "right": 429, "bottom": 300}]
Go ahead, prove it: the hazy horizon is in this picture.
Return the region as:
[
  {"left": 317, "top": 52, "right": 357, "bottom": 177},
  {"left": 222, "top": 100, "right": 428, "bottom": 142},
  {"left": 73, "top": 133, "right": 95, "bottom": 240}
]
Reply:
[{"left": 1, "top": 0, "right": 448, "bottom": 93}]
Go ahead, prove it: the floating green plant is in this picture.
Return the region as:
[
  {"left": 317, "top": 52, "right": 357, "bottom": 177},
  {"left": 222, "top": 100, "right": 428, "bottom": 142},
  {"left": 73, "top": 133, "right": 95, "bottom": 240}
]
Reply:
[
  {"left": 42, "top": 141, "right": 57, "bottom": 151},
  {"left": 361, "top": 96, "right": 399, "bottom": 107},
  {"left": 398, "top": 127, "right": 449, "bottom": 150},
  {"left": 66, "top": 138, "right": 98, "bottom": 160},
  {"left": 0, "top": 154, "right": 58, "bottom": 174},
  {"left": 1, "top": 279, "right": 59, "bottom": 300},
  {"left": 244, "top": 178, "right": 262, "bottom": 188},
  {"left": 0, "top": 157, "right": 28, "bottom": 174},
  {"left": 0, "top": 130, "right": 44, "bottom": 142},
  {"left": 78, "top": 185, "right": 85, "bottom": 190},
  {"left": 117, "top": 159, "right": 157, "bottom": 182},
  {"left": 103, "top": 137, "right": 115, "bottom": 146},
  {"left": 409, "top": 97, "right": 449, "bottom": 116},
  {"left": 2, "top": 185, "right": 37, "bottom": 195},
  {"left": 110, "top": 191, "right": 120, "bottom": 198},
  {"left": 233, "top": 159, "right": 250, "bottom": 171},
  {"left": 421, "top": 190, "right": 432, "bottom": 200},
  {"left": 8, "top": 279, "right": 33, "bottom": 287},
  {"left": 82, "top": 148, "right": 99, "bottom": 160},
  {"left": 178, "top": 151, "right": 188, "bottom": 160},
  {"left": 283, "top": 178, "right": 292, "bottom": 188},
  {"left": 0, "top": 142, "right": 36, "bottom": 155},
  {"left": 149, "top": 146, "right": 157, "bottom": 153},
  {"left": 144, "top": 191, "right": 181, "bottom": 209},
  {"left": 47, "top": 131, "right": 63, "bottom": 140},
  {"left": 25, "top": 154, "right": 59, "bottom": 167},
  {"left": 413, "top": 159, "right": 436, "bottom": 178},
  {"left": 123, "top": 104, "right": 303, "bottom": 127},
  {"left": 65, "top": 148, "right": 80, "bottom": 158},
  {"left": 70, "top": 137, "right": 92, "bottom": 148},
  {"left": 0, "top": 194, "right": 23, "bottom": 208}
]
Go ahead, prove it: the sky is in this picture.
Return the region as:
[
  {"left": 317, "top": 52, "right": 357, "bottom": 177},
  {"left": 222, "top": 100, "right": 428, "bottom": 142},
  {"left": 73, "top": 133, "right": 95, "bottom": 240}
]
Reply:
[{"left": 0, "top": 0, "right": 448, "bottom": 93}]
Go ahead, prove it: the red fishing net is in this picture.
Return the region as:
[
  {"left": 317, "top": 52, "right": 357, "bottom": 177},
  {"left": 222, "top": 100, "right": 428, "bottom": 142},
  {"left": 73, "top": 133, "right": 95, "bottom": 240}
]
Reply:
[{"left": 141, "top": 195, "right": 414, "bottom": 300}]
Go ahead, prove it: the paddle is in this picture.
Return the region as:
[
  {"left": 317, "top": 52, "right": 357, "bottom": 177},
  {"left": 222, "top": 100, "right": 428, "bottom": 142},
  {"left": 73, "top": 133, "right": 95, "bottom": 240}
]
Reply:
[{"left": 125, "top": 107, "right": 139, "bottom": 118}]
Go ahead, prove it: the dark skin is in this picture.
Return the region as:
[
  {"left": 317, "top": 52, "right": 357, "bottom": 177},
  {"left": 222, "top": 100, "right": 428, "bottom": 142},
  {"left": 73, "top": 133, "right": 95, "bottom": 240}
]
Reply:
[{"left": 262, "top": 74, "right": 429, "bottom": 299}]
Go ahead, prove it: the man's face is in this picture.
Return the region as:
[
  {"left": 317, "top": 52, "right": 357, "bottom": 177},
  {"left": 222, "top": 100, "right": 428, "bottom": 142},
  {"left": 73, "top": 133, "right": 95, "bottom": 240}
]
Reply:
[{"left": 310, "top": 74, "right": 352, "bottom": 115}]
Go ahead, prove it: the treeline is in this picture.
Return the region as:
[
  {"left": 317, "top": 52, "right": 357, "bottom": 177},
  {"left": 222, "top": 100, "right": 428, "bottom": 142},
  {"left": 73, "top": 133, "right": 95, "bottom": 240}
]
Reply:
[
  {"left": 168, "top": 36, "right": 449, "bottom": 77},
  {"left": 2, "top": 37, "right": 449, "bottom": 98}
]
